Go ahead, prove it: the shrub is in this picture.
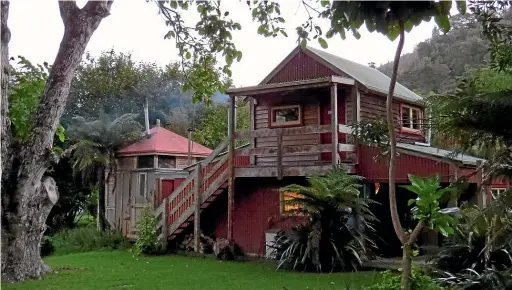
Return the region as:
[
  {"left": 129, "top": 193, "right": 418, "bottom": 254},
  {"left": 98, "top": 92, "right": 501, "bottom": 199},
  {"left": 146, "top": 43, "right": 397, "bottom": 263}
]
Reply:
[
  {"left": 271, "top": 168, "right": 378, "bottom": 272},
  {"left": 50, "top": 227, "right": 130, "bottom": 255},
  {"left": 135, "top": 205, "right": 160, "bottom": 255},
  {"left": 365, "top": 268, "right": 446, "bottom": 290},
  {"left": 40, "top": 236, "right": 55, "bottom": 257}
]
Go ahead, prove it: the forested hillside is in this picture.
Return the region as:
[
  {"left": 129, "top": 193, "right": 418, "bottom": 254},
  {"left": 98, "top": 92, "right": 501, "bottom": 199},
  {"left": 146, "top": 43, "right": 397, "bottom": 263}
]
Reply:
[{"left": 378, "top": 12, "right": 512, "bottom": 95}]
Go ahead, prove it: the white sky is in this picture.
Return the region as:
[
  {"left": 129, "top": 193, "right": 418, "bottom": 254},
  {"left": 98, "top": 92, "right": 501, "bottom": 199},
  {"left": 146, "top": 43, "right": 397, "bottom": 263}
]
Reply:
[{"left": 8, "top": 0, "right": 457, "bottom": 87}]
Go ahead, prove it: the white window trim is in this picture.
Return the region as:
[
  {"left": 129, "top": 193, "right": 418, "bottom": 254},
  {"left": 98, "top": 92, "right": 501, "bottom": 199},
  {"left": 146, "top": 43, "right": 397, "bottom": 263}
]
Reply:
[
  {"left": 138, "top": 173, "right": 147, "bottom": 197},
  {"left": 491, "top": 187, "right": 507, "bottom": 199},
  {"left": 270, "top": 105, "right": 302, "bottom": 127},
  {"left": 401, "top": 105, "right": 423, "bottom": 132}
]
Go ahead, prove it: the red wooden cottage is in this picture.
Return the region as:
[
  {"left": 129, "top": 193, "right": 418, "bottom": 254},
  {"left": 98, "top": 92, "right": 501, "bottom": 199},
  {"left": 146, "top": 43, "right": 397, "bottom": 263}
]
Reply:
[
  {"left": 134, "top": 46, "right": 507, "bottom": 257},
  {"left": 106, "top": 120, "right": 212, "bottom": 239}
]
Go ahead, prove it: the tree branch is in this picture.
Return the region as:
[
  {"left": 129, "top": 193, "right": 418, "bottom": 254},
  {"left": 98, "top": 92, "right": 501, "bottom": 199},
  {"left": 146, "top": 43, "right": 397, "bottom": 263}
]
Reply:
[
  {"left": 408, "top": 220, "right": 425, "bottom": 244},
  {"left": 82, "top": 1, "right": 113, "bottom": 18},
  {"left": 58, "top": 1, "right": 79, "bottom": 26}
]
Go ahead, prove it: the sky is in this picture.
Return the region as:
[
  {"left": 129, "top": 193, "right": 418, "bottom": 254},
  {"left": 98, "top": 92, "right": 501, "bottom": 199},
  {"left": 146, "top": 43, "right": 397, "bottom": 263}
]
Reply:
[{"left": 8, "top": 0, "right": 455, "bottom": 87}]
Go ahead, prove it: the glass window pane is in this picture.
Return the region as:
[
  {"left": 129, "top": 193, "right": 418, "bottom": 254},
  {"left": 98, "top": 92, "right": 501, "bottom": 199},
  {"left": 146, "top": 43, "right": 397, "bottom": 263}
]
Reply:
[
  {"left": 402, "top": 108, "right": 411, "bottom": 128},
  {"left": 412, "top": 109, "right": 421, "bottom": 130},
  {"left": 273, "top": 107, "right": 300, "bottom": 124},
  {"left": 137, "top": 155, "right": 154, "bottom": 168},
  {"left": 139, "top": 174, "right": 146, "bottom": 196},
  {"left": 158, "top": 156, "right": 176, "bottom": 168}
]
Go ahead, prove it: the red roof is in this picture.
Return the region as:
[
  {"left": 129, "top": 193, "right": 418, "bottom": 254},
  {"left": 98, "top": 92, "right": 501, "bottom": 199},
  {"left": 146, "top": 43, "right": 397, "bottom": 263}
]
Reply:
[{"left": 118, "top": 125, "right": 212, "bottom": 156}]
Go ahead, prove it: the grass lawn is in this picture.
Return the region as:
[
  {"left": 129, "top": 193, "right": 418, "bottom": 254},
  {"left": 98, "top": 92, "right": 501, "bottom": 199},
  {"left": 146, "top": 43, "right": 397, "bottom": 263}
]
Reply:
[{"left": 3, "top": 251, "right": 381, "bottom": 290}]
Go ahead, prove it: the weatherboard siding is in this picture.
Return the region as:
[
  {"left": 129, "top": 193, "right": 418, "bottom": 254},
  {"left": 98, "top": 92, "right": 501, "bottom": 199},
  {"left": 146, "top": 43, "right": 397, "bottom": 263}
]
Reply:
[
  {"left": 266, "top": 50, "right": 341, "bottom": 84},
  {"left": 359, "top": 92, "right": 425, "bottom": 143}
]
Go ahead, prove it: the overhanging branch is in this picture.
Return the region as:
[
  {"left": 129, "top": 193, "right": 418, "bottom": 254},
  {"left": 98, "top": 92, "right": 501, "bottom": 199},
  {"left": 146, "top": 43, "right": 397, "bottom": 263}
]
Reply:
[{"left": 58, "top": 1, "right": 79, "bottom": 26}]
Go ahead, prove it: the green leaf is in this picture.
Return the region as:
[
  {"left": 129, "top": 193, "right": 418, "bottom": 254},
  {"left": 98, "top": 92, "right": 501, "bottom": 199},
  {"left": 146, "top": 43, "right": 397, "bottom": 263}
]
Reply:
[
  {"left": 300, "top": 38, "right": 307, "bottom": 49},
  {"left": 236, "top": 51, "right": 243, "bottom": 62},
  {"left": 280, "top": 30, "right": 288, "bottom": 37},
  {"left": 326, "top": 29, "right": 334, "bottom": 39},
  {"left": 456, "top": 1, "right": 467, "bottom": 14},
  {"left": 434, "top": 15, "right": 450, "bottom": 34},
  {"left": 318, "top": 37, "right": 328, "bottom": 49},
  {"left": 170, "top": 1, "right": 177, "bottom": 9},
  {"left": 185, "top": 51, "right": 191, "bottom": 59},
  {"left": 407, "top": 199, "right": 416, "bottom": 206},
  {"left": 277, "top": 17, "right": 285, "bottom": 23}
]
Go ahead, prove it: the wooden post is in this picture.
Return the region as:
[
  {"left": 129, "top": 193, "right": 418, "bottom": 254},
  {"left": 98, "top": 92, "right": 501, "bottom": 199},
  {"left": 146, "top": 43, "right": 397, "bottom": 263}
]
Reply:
[
  {"left": 330, "top": 83, "right": 340, "bottom": 166},
  {"left": 276, "top": 129, "right": 283, "bottom": 180},
  {"left": 249, "top": 97, "right": 256, "bottom": 166},
  {"left": 349, "top": 83, "right": 361, "bottom": 164},
  {"left": 448, "top": 164, "right": 459, "bottom": 207},
  {"left": 476, "top": 160, "right": 487, "bottom": 208},
  {"left": 193, "top": 164, "right": 202, "bottom": 252},
  {"left": 161, "top": 197, "right": 168, "bottom": 250},
  {"left": 227, "top": 96, "right": 236, "bottom": 242}
]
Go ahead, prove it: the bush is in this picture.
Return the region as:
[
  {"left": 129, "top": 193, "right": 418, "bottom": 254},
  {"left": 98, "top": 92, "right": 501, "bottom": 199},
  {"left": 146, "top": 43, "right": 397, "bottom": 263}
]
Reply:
[
  {"left": 50, "top": 227, "right": 130, "bottom": 255},
  {"left": 135, "top": 205, "right": 160, "bottom": 255},
  {"left": 40, "top": 236, "right": 55, "bottom": 257},
  {"left": 271, "top": 168, "right": 378, "bottom": 272},
  {"left": 365, "top": 268, "right": 446, "bottom": 290}
]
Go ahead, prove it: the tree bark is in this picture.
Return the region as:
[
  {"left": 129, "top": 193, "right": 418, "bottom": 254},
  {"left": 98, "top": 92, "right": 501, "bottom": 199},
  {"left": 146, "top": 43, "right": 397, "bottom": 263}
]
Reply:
[
  {"left": 97, "top": 165, "right": 107, "bottom": 231},
  {"left": 400, "top": 242, "right": 413, "bottom": 290},
  {"left": 1, "top": 1, "right": 113, "bottom": 282},
  {"left": 387, "top": 21, "right": 407, "bottom": 246}
]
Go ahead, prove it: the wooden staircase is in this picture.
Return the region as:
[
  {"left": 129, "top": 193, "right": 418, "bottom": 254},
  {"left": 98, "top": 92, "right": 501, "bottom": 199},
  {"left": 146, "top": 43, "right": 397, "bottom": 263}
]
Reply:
[{"left": 155, "top": 139, "right": 230, "bottom": 245}]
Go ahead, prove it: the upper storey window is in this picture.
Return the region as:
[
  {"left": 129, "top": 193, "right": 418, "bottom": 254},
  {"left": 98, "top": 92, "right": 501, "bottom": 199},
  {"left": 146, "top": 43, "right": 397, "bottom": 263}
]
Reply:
[
  {"left": 270, "top": 105, "right": 302, "bottom": 127},
  {"left": 401, "top": 104, "right": 423, "bottom": 132}
]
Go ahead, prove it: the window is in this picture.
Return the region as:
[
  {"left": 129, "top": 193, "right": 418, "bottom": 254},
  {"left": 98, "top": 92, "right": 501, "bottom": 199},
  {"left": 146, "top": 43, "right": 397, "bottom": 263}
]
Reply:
[
  {"left": 138, "top": 173, "right": 147, "bottom": 197},
  {"left": 491, "top": 187, "right": 507, "bottom": 199},
  {"left": 401, "top": 105, "right": 423, "bottom": 132},
  {"left": 270, "top": 105, "right": 302, "bottom": 127},
  {"left": 137, "top": 155, "right": 154, "bottom": 168},
  {"left": 158, "top": 155, "right": 176, "bottom": 168},
  {"left": 280, "top": 191, "right": 303, "bottom": 215}
]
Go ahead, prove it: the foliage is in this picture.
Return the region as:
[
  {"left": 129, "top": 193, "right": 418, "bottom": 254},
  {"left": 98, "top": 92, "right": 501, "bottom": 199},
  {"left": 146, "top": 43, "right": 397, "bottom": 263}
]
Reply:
[
  {"left": 193, "top": 101, "right": 250, "bottom": 149},
  {"left": 68, "top": 112, "right": 143, "bottom": 172},
  {"left": 49, "top": 227, "right": 130, "bottom": 256},
  {"left": 365, "top": 268, "right": 445, "bottom": 290},
  {"left": 431, "top": 190, "right": 512, "bottom": 289},
  {"left": 1, "top": 252, "right": 382, "bottom": 290},
  {"left": 401, "top": 174, "right": 459, "bottom": 236},
  {"left": 45, "top": 157, "right": 91, "bottom": 234},
  {"left": 272, "top": 168, "right": 378, "bottom": 272},
  {"left": 8, "top": 56, "right": 66, "bottom": 142},
  {"left": 65, "top": 50, "right": 189, "bottom": 125},
  {"left": 437, "top": 268, "right": 512, "bottom": 290},
  {"left": 135, "top": 205, "right": 160, "bottom": 255}
]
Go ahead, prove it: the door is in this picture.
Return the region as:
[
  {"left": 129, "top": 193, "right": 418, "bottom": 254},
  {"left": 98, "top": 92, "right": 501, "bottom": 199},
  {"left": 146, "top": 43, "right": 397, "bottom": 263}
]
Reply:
[
  {"left": 320, "top": 95, "right": 346, "bottom": 162},
  {"left": 128, "top": 172, "right": 153, "bottom": 238}
]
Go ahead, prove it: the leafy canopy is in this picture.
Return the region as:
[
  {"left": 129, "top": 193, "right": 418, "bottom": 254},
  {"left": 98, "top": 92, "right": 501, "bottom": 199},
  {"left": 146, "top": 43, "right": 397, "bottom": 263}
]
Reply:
[{"left": 155, "top": 1, "right": 465, "bottom": 103}]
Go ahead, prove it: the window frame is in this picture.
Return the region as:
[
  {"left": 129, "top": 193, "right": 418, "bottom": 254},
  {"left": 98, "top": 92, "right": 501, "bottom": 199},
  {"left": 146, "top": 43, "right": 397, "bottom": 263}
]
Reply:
[
  {"left": 400, "top": 104, "right": 424, "bottom": 134},
  {"left": 280, "top": 191, "right": 304, "bottom": 216},
  {"left": 491, "top": 187, "right": 507, "bottom": 199},
  {"left": 269, "top": 105, "right": 302, "bottom": 128},
  {"left": 138, "top": 173, "right": 147, "bottom": 197}
]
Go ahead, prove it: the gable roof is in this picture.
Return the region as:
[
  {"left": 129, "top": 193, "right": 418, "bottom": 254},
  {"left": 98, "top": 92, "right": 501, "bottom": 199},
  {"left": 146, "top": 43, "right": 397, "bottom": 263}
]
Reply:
[
  {"left": 260, "top": 45, "right": 423, "bottom": 104},
  {"left": 117, "top": 125, "right": 212, "bottom": 156}
]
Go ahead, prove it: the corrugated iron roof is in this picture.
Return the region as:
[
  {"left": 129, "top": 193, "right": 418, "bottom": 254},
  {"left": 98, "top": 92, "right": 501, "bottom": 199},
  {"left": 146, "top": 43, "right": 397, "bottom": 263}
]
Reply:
[
  {"left": 397, "top": 142, "right": 485, "bottom": 166},
  {"left": 118, "top": 125, "right": 212, "bottom": 156},
  {"left": 306, "top": 46, "right": 423, "bottom": 103}
]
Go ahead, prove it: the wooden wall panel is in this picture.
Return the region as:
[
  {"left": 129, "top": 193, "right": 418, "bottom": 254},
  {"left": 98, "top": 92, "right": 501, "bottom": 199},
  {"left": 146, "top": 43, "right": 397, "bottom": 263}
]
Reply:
[
  {"left": 202, "top": 177, "right": 308, "bottom": 256},
  {"left": 266, "top": 50, "right": 342, "bottom": 84},
  {"left": 359, "top": 92, "right": 425, "bottom": 143}
]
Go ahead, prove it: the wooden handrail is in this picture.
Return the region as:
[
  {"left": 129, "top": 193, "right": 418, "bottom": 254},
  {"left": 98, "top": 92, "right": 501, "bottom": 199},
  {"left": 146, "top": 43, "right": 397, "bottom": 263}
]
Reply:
[{"left": 234, "top": 124, "right": 331, "bottom": 139}]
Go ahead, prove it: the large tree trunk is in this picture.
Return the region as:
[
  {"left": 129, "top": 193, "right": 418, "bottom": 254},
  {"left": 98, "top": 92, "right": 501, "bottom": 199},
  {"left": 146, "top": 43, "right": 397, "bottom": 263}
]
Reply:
[{"left": 1, "top": 1, "right": 113, "bottom": 282}]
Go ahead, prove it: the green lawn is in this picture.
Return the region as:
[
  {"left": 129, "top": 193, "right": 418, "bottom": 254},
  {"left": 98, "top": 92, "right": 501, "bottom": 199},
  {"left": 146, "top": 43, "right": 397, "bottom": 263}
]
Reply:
[{"left": 3, "top": 251, "right": 381, "bottom": 290}]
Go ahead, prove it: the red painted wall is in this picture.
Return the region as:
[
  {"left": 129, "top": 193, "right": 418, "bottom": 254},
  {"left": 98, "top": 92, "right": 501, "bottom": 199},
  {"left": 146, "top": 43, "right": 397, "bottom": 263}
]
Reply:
[
  {"left": 201, "top": 177, "right": 308, "bottom": 256},
  {"left": 358, "top": 145, "right": 451, "bottom": 183}
]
